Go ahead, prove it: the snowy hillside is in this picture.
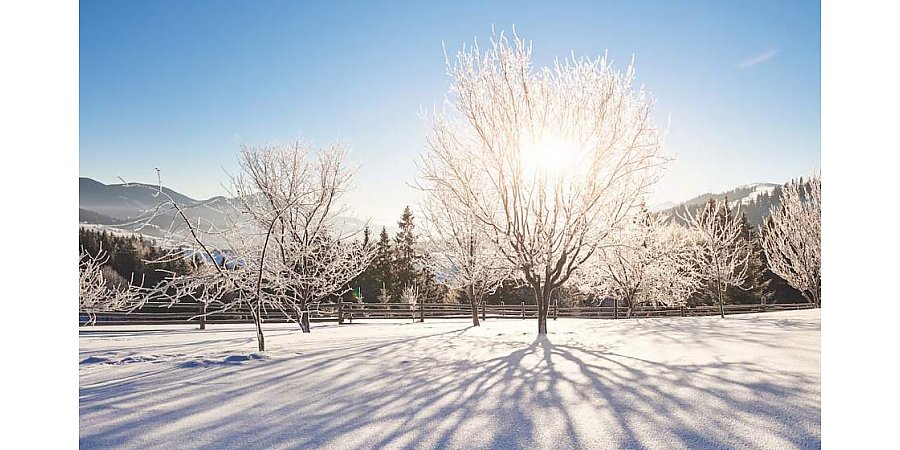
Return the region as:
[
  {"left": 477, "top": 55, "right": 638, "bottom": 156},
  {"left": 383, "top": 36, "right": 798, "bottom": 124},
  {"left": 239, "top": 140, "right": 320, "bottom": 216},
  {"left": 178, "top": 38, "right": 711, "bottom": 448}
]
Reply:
[
  {"left": 733, "top": 182, "right": 779, "bottom": 206},
  {"left": 656, "top": 182, "right": 784, "bottom": 227},
  {"left": 80, "top": 310, "right": 820, "bottom": 449}
]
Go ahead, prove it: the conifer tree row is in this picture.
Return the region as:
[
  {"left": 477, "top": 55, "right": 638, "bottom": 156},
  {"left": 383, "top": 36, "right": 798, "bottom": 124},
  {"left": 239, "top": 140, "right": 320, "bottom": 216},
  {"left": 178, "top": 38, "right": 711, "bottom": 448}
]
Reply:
[{"left": 350, "top": 206, "right": 444, "bottom": 303}]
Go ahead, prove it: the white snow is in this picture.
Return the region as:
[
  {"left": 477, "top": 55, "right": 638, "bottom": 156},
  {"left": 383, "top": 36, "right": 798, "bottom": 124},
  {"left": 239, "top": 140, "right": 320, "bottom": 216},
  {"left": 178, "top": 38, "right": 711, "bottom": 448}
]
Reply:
[
  {"left": 742, "top": 184, "right": 777, "bottom": 204},
  {"left": 80, "top": 310, "right": 820, "bottom": 449},
  {"left": 727, "top": 183, "right": 778, "bottom": 209}
]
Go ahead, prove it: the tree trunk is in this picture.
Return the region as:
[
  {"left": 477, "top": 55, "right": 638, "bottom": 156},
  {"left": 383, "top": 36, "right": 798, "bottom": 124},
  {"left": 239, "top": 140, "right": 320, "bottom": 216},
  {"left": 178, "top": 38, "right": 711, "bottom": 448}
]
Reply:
[
  {"left": 296, "top": 303, "right": 311, "bottom": 333},
  {"left": 249, "top": 305, "right": 265, "bottom": 352},
  {"left": 537, "top": 299, "right": 549, "bottom": 335},
  {"left": 808, "top": 288, "right": 821, "bottom": 308},
  {"left": 300, "top": 311, "right": 311, "bottom": 333},
  {"left": 537, "top": 288, "right": 550, "bottom": 335},
  {"left": 527, "top": 281, "right": 552, "bottom": 335},
  {"left": 717, "top": 282, "right": 725, "bottom": 319},
  {"left": 469, "top": 286, "right": 480, "bottom": 326},
  {"left": 337, "top": 300, "right": 343, "bottom": 324},
  {"left": 199, "top": 301, "right": 206, "bottom": 331}
]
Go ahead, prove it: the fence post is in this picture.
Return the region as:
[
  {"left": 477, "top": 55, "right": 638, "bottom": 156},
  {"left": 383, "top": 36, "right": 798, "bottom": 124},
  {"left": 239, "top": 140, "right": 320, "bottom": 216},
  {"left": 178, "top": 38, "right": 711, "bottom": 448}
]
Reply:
[
  {"left": 481, "top": 302, "right": 486, "bottom": 321},
  {"left": 553, "top": 299, "right": 558, "bottom": 320},
  {"left": 199, "top": 301, "right": 206, "bottom": 330},
  {"left": 420, "top": 301, "right": 425, "bottom": 323},
  {"left": 614, "top": 298, "right": 619, "bottom": 320},
  {"left": 680, "top": 305, "right": 685, "bottom": 317},
  {"left": 521, "top": 302, "right": 525, "bottom": 319}
]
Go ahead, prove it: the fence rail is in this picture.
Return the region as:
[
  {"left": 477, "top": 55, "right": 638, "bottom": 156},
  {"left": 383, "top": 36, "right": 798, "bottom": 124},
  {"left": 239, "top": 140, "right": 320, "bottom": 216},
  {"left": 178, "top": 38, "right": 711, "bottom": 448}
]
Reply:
[{"left": 80, "top": 301, "right": 817, "bottom": 326}]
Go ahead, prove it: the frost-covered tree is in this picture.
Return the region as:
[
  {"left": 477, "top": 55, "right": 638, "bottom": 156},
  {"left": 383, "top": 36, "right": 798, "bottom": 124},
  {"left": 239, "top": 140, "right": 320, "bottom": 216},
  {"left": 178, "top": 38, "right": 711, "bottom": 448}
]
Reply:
[
  {"left": 683, "top": 199, "right": 750, "bottom": 318},
  {"left": 421, "top": 191, "right": 511, "bottom": 326},
  {"left": 762, "top": 175, "right": 821, "bottom": 306},
  {"left": 377, "top": 283, "right": 392, "bottom": 304},
  {"left": 79, "top": 246, "right": 144, "bottom": 325},
  {"left": 119, "top": 169, "right": 274, "bottom": 348},
  {"left": 729, "top": 213, "right": 774, "bottom": 305},
  {"left": 643, "top": 224, "right": 704, "bottom": 308},
  {"left": 232, "top": 139, "right": 373, "bottom": 333},
  {"left": 131, "top": 140, "right": 370, "bottom": 350},
  {"left": 419, "top": 30, "right": 667, "bottom": 334},
  {"left": 573, "top": 210, "right": 701, "bottom": 317},
  {"left": 400, "top": 284, "right": 419, "bottom": 322}
]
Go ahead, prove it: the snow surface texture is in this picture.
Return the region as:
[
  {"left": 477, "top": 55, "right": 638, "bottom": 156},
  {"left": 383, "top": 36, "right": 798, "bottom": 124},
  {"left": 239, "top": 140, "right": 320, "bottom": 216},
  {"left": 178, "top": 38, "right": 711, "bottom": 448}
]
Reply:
[{"left": 80, "top": 310, "right": 820, "bottom": 449}]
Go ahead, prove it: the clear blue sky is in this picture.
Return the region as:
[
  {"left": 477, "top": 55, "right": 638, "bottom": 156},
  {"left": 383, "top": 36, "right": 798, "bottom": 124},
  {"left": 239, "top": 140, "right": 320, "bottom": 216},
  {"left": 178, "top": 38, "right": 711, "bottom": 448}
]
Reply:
[{"left": 80, "top": 0, "right": 820, "bottom": 225}]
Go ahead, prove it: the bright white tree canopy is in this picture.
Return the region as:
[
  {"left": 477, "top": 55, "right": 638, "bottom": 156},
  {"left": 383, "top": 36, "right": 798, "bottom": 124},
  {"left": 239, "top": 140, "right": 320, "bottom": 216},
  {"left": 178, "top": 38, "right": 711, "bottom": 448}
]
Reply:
[
  {"left": 762, "top": 175, "right": 821, "bottom": 306},
  {"left": 419, "top": 30, "right": 668, "bottom": 333}
]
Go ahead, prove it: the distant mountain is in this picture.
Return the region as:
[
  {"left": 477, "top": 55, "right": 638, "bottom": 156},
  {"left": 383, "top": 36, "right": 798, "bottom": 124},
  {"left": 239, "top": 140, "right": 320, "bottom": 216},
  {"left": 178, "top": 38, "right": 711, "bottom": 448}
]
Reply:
[
  {"left": 657, "top": 182, "right": 784, "bottom": 227},
  {"left": 79, "top": 177, "right": 240, "bottom": 242},
  {"left": 79, "top": 177, "right": 230, "bottom": 220},
  {"left": 79, "top": 177, "right": 377, "bottom": 244}
]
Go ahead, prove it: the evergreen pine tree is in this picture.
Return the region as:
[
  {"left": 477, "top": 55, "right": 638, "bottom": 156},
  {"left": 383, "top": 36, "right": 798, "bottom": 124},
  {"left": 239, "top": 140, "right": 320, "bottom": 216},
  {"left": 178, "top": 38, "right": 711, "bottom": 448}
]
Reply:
[
  {"left": 393, "top": 206, "right": 419, "bottom": 295},
  {"left": 415, "top": 252, "right": 445, "bottom": 303},
  {"left": 350, "top": 226, "right": 381, "bottom": 303},
  {"left": 371, "top": 226, "right": 395, "bottom": 302},
  {"left": 78, "top": 227, "right": 193, "bottom": 290},
  {"left": 391, "top": 206, "right": 444, "bottom": 303}
]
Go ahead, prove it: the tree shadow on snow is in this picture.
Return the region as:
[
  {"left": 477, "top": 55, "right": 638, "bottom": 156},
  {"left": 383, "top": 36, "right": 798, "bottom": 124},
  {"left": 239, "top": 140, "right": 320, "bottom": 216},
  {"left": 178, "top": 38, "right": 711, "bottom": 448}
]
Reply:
[{"left": 79, "top": 317, "right": 820, "bottom": 449}]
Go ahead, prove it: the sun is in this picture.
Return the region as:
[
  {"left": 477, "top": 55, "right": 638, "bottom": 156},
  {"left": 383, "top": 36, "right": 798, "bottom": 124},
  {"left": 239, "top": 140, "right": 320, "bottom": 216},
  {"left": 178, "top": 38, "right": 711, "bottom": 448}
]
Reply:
[{"left": 520, "top": 132, "right": 580, "bottom": 177}]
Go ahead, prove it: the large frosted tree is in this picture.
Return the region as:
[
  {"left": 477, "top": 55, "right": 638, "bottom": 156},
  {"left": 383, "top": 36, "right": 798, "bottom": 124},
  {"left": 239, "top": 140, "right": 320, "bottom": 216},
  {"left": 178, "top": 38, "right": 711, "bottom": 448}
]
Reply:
[
  {"left": 419, "top": 30, "right": 667, "bottom": 334},
  {"left": 762, "top": 175, "right": 821, "bottom": 306}
]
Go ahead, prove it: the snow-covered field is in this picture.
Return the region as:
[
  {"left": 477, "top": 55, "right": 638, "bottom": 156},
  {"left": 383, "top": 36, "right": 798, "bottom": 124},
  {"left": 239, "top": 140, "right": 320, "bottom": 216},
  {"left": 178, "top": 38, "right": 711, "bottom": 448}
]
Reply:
[{"left": 80, "top": 310, "right": 820, "bottom": 449}]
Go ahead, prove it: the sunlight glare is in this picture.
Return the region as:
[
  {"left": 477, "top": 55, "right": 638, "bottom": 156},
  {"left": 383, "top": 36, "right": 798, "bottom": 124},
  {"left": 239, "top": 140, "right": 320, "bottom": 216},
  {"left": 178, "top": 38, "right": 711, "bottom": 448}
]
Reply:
[{"left": 520, "top": 133, "right": 581, "bottom": 177}]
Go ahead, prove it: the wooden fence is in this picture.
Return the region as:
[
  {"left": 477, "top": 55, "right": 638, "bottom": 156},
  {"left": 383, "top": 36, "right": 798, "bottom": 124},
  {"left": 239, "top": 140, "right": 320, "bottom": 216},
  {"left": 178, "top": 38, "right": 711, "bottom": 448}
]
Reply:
[{"left": 80, "top": 301, "right": 817, "bottom": 326}]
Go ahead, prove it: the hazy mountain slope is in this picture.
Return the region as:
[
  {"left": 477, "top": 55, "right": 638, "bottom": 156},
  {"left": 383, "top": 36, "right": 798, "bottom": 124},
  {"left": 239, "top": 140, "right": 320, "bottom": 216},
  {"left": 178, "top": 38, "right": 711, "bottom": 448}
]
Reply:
[
  {"left": 79, "top": 177, "right": 210, "bottom": 220},
  {"left": 657, "top": 183, "right": 783, "bottom": 227},
  {"left": 79, "top": 178, "right": 377, "bottom": 246}
]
